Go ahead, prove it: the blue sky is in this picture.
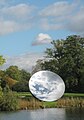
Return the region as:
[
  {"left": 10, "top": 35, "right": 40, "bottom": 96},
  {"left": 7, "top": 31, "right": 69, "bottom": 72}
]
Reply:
[{"left": 0, "top": 0, "right": 84, "bottom": 71}]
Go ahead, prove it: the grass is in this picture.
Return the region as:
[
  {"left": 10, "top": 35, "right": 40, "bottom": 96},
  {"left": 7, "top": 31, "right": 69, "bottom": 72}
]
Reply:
[
  {"left": 64, "top": 93, "right": 84, "bottom": 97},
  {"left": 16, "top": 92, "right": 84, "bottom": 109},
  {"left": 17, "top": 92, "right": 84, "bottom": 98},
  {"left": 17, "top": 92, "right": 32, "bottom": 97},
  {"left": 43, "top": 101, "right": 56, "bottom": 108}
]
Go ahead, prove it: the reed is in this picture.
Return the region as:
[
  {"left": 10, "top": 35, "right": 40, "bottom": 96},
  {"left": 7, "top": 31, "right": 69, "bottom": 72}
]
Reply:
[
  {"left": 18, "top": 97, "right": 84, "bottom": 110},
  {"left": 18, "top": 98, "right": 43, "bottom": 110},
  {"left": 56, "top": 97, "right": 84, "bottom": 108}
]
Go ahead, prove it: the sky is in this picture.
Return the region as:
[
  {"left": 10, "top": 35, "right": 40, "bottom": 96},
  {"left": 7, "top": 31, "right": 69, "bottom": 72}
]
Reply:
[{"left": 0, "top": 0, "right": 84, "bottom": 72}]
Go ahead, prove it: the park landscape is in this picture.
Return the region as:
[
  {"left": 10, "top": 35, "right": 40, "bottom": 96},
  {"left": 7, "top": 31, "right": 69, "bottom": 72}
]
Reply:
[
  {"left": 0, "top": 35, "right": 84, "bottom": 111},
  {"left": 0, "top": 0, "right": 84, "bottom": 120}
]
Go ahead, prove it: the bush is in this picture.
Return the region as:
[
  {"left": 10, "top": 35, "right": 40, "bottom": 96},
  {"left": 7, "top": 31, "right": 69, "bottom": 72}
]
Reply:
[
  {"left": 0, "top": 87, "right": 19, "bottom": 111},
  {"left": 12, "top": 81, "right": 29, "bottom": 92}
]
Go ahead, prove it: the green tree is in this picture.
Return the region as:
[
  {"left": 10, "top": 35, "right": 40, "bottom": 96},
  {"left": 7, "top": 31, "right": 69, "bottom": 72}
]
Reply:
[
  {"left": 41, "top": 35, "right": 84, "bottom": 93},
  {"left": 5, "top": 66, "right": 21, "bottom": 81},
  {"left": 5, "top": 66, "right": 31, "bottom": 82},
  {"left": 12, "top": 80, "right": 29, "bottom": 92},
  {"left": 0, "top": 86, "right": 3, "bottom": 97},
  {"left": 0, "top": 56, "right": 5, "bottom": 66},
  {"left": 20, "top": 69, "right": 31, "bottom": 81}
]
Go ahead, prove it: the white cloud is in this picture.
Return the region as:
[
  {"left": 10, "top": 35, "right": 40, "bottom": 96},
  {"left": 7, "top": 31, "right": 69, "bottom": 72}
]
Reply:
[
  {"left": 39, "top": 1, "right": 77, "bottom": 17},
  {"left": 1, "top": 3, "right": 35, "bottom": 19},
  {"left": 0, "top": 20, "right": 32, "bottom": 35},
  {"left": 67, "top": 7, "right": 84, "bottom": 34},
  {"left": 0, "top": 2, "right": 35, "bottom": 35},
  {"left": 39, "top": 0, "right": 84, "bottom": 33},
  {"left": 32, "top": 33, "right": 52, "bottom": 45},
  {"left": 0, "top": 0, "right": 83, "bottom": 36},
  {"left": 0, "top": 53, "right": 44, "bottom": 72}
]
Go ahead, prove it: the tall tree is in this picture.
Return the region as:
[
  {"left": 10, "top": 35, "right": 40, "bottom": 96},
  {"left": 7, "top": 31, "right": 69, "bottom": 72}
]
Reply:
[{"left": 41, "top": 35, "right": 84, "bottom": 93}]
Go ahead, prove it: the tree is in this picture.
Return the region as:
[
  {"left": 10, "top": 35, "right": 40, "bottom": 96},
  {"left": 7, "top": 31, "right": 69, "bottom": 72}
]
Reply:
[
  {"left": 41, "top": 35, "right": 84, "bottom": 93},
  {"left": 0, "top": 56, "right": 5, "bottom": 90},
  {"left": 0, "top": 86, "right": 3, "bottom": 97},
  {"left": 2, "top": 76, "right": 17, "bottom": 88},
  {"left": 32, "top": 59, "right": 44, "bottom": 74},
  {"left": 20, "top": 69, "right": 31, "bottom": 81},
  {"left": 5, "top": 66, "right": 31, "bottom": 82},
  {"left": 5, "top": 66, "right": 21, "bottom": 81},
  {"left": 12, "top": 81, "right": 29, "bottom": 92},
  {"left": 0, "top": 56, "right": 5, "bottom": 66}
]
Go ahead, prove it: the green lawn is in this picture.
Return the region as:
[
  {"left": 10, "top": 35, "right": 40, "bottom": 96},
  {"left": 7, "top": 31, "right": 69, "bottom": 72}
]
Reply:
[
  {"left": 17, "top": 92, "right": 84, "bottom": 98},
  {"left": 64, "top": 93, "right": 84, "bottom": 97}
]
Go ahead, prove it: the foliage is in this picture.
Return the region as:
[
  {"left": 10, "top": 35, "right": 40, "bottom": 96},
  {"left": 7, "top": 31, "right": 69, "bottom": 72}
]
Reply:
[
  {"left": 0, "top": 66, "right": 31, "bottom": 91},
  {"left": 2, "top": 76, "right": 17, "bottom": 88},
  {"left": 5, "top": 66, "right": 21, "bottom": 81},
  {"left": 0, "top": 86, "right": 3, "bottom": 98},
  {"left": 32, "top": 60, "right": 43, "bottom": 74},
  {"left": 0, "top": 56, "right": 5, "bottom": 66},
  {"left": 0, "top": 79, "right": 6, "bottom": 90},
  {"left": 12, "top": 80, "right": 29, "bottom": 92},
  {"left": 0, "top": 70, "right": 5, "bottom": 79},
  {"left": 5, "top": 66, "right": 31, "bottom": 81},
  {"left": 0, "top": 86, "right": 19, "bottom": 111},
  {"left": 20, "top": 69, "right": 31, "bottom": 81},
  {"left": 39, "top": 35, "right": 84, "bottom": 93}
]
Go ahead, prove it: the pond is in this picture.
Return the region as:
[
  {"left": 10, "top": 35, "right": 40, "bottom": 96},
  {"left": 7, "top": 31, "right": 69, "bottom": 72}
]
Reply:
[{"left": 0, "top": 108, "right": 84, "bottom": 120}]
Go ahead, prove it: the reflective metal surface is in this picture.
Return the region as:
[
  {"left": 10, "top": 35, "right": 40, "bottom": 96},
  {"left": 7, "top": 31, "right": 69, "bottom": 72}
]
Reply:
[{"left": 29, "top": 71, "right": 65, "bottom": 101}]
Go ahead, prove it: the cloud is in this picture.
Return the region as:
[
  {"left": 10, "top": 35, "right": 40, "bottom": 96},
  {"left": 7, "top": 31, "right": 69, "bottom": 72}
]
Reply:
[
  {"left": 1, "top": 3, "right": 35, "bottom": 20},
  {"left": 67, "top": 7, "right": 84, "bottom": 34},
  {"left": 32, "top": 33, "right": 52, "bottom": 45},
  {"left": 0, "top": 0, "right": 7, "bottom": 6},
  {"left": 39, "top": 0, "right": 84, "bottom": 33},
  {"left": 39, "top": 1, "right": 76, "bottom": 17},
  {"left": 0, "top": 20, "right": 32, "bottom": 35},
  {"left": 0, "top": 0, "right": 84, "bottom": 36},
  {"left": 0, "top": 53, "right": 44, "bottom": 72},
  {"left": 0, "top": 2, "right": 35, "bottom": 35}
]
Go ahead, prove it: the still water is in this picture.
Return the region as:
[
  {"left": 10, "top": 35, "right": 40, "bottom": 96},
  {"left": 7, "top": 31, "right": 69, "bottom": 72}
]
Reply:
[{"left": 0, "top": 108, "right": 84, "bottom": 120}]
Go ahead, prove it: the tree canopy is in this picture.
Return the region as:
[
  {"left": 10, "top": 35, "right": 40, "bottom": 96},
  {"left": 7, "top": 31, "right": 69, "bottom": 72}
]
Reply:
[{"left": 39, "top": 35, "right": 84, "bottom": 93}]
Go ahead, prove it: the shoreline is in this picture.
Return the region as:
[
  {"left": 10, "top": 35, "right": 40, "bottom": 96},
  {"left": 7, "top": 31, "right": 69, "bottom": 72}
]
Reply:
[
  {"left": 0, "top": 92, "right": 84, "bottom": 111},
  {"left": 18, "top": 97, "right": 84, "bottom": 110}
]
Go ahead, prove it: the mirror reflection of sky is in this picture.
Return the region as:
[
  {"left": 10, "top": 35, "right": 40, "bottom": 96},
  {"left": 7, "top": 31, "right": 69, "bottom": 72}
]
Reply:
[{"left": 29, "top": 71, "right": 65, "bottom": 101}]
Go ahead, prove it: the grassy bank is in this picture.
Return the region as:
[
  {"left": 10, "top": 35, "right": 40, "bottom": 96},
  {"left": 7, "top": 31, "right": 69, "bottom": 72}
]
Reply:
[
  {"left": 17, "top": 92, "right": 84, "bottom": 98},
  {"left": 18, "top": 97, "right": 84, "bottom": 110},
  {"left": 64, "top": 93, "right": 84, "bottom": 97},
  {"left": 17, "top": 92, "right": 84, "bottom": 110},
  {"left": 0, "top": 91, "right": 84, "bottom": 110}
]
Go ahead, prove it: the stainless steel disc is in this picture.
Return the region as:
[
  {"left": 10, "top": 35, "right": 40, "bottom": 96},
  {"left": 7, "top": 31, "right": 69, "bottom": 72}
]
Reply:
[{"left": 29, "top": 70, "right": 65, "bottom": 102}]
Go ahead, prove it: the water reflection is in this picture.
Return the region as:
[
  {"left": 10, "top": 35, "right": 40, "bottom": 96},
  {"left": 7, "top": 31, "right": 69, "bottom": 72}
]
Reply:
[
  {"left": 65, "top": 108, "right": 84, "bottom": 120},
  {"left": 30, "top": 108, "right": 65, "bottom": 120},
  {"left": 0, "top": 108, "right": 84, "bottom": 120}
]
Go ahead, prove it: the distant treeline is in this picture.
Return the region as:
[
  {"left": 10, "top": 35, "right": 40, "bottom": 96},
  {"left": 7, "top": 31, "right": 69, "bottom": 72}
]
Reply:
[{"left": 0, "top": 66, "right": 31, "bottom": 92}]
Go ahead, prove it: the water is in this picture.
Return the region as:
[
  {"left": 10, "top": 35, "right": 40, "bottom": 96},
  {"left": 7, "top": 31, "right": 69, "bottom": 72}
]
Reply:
[{"left": 0, "top": 108, "right": 84, "bottom": 120}]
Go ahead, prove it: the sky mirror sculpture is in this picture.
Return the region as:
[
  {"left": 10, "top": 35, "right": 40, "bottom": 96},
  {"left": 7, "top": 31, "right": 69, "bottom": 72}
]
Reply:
[{"left": 29, "top": 71, "right": 65, "bottom": 102}]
